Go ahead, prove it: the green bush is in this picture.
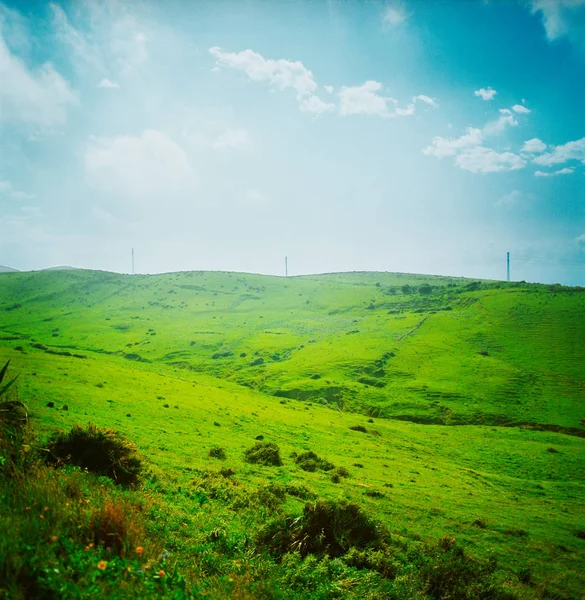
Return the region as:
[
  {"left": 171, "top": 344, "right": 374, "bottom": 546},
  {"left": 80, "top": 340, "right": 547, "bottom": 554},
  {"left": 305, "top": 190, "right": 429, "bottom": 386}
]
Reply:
[
  {"left": 295, "top": 451, "right": 334, "bottom": 472},
  {"left": 46, "top": 423, "right": 142, "bottom": 486},
  {"left": 208, "top": 446, "right": 226, "bottom": 460},
  {"left": 258, "top": 499, "right": 382, "bottom": 558},
  {"left": 243, "top": 441, "right": 282, "bottom": 466},
  {"left": 416, "top": 537, "right": 512, "bottom": 600},
  {"left": 349, "top": 425, "right": 367, "bottom": 433},
  {"left": 284, "top": 481, "right": 316, "bottom": 500}
]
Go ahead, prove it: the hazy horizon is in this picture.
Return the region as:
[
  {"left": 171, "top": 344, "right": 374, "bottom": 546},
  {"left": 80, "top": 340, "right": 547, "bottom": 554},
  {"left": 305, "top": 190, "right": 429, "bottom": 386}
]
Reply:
[{"left": 1, "top": 0, "right": 584, "bottom": 285}]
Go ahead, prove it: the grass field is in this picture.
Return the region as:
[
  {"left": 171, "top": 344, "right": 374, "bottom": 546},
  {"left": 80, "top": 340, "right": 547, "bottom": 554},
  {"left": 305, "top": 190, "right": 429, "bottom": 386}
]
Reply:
[{"left": 1, "top": 269, "right": 584, "bottom": 599}]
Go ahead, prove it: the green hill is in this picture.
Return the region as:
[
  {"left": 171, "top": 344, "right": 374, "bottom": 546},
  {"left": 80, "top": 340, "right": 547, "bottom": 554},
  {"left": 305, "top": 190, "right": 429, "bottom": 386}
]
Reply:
[{"left": 1, "top": 269, "right": 584, "bottom": 598}]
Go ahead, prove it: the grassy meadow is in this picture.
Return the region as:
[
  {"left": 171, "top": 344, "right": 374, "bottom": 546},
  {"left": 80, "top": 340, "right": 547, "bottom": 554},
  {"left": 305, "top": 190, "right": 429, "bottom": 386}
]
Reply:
[{"left": 0, "top": 269, "right": 584, "bottom": 599}]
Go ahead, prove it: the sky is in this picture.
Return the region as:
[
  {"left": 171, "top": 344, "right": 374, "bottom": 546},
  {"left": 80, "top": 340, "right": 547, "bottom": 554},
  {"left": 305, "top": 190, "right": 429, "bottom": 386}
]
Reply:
[{"left": 0, "top": 0, "right": 584, "bottom": 285}]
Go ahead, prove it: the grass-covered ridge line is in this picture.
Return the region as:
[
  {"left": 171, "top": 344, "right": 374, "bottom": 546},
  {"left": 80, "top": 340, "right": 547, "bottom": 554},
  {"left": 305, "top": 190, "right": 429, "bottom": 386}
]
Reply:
[
  {"left": 1, "top": 269, "right": 584, "bottom": 431},
  {"left": 1, "top": 269, "right": 584, "bottom": 598}
]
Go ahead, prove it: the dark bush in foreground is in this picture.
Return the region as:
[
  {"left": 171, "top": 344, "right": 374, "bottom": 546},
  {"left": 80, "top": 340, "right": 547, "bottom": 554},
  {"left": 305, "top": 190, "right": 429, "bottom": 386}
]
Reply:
[
  {"left": 244, "top": 441, "right": 282, "bottom": 466},
  {"left": 258, "top": 499, "right": 381, "bottom": 558},
  {"left": 46, "top": 423, "right": 142, "bottom": 486}
]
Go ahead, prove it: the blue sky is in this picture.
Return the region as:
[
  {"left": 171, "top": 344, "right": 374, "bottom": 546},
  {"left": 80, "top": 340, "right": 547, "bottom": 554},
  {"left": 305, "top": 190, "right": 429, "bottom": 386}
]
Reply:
[{"left": 1, "top": 0, "right": 584, "bottom": 284}]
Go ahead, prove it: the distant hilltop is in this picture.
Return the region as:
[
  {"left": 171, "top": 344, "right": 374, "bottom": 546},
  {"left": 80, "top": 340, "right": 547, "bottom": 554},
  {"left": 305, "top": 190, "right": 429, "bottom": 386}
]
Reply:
[
  {"left": 41, "top": 266, "right": 80, "bottom": 271},
  {"left": 0, "top": 265, "right": 82, "bottom": 273}
]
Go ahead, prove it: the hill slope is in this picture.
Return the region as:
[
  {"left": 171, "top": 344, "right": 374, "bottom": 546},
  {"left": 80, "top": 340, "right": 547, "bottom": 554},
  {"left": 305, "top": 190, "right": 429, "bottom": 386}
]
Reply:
[
  {"left": 1, "top": 269, "right": 584, "bottom": 598},
  {"left": 1, "top": 269, "right": 583, "bottom": 430}
]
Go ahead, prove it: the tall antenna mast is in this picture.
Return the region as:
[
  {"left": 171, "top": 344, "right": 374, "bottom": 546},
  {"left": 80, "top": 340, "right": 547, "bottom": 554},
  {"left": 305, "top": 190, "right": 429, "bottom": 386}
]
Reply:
[
  {"left": 132, "top": 248, "right": 135, "bottom": 275},
  {"left": 285, "top": 256, "right": 288, "bottom": 278},
  {"left": 506, "top": 251, "right": 510, "bottom": 282}
]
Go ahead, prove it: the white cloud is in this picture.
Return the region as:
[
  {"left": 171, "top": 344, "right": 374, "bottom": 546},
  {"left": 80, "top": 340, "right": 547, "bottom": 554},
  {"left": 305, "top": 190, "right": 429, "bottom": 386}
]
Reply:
[
  {"left": 532, "top": 137, "right": 585, "bottom": 166},
  {"left": 50, "top": 3, "right": 149, "bottom": 78},
  {"left": 522, "top": 138, "right": 547, "bottom": 153},
  {"left": 383, "top": 3, "right": 407, "bottom": 27},
  {"left": 339, "top": 80, "right": 392, "bottom": 117},
  {"left": 577, "top": 232, "right": 585, "bottom": 247},
  {"left": 529, "top": 0, "right": 585, "bottom": 42},
  {"left": 395, "top": 103, "right": 415, "bottom": 116},
  {"left": 534, "top": 167, "right": 575, "bottom": 176},
  {"left": 209, "top": 46, "right": 335, "bottom": 114},
  {"left": 512, "top": 104, "right": 531, "bottom": 114},
  {"left": 474, "top": 87, "right": 497, "bottom": 100},
  {"left": 213, "top": 127, "right": 249, "bottom": 150},
  {"left": 324, "top": 85, "right": 334, "bottom": 94},
  {"left": 423, "top": 100, "right": 531, "bottom": 173},
  {"left": 209, "top": 46, "right": 317, "bottom": 97},
  {"left": 299, "top": 94, "right": 336, "bottom": 115},
  {"left": 98, "top": 78, "right": 120, "bottom": 89},
  {"left": 454, "top": 146, "right": 526, "bottom": 173},
  {"left": 84, "top": 130, "right": 194, "bottom": 200},
  {"left": 414, "top": 94, "right": 439, "bottom": 108},
  {"left": 338, "top": 82, "right": 434, "bottom": 118},
  {"left": 50, "top": 3, "right": 105, "bottom": 74},
  {"left": 0, "top": 31, "right": 77, "bottom": 126},
  {"left": 423, "top": 127, "right": 483, "bottom": 158},
  {"left": 483, "top": 111, "right": 518, "bottom": 136}
]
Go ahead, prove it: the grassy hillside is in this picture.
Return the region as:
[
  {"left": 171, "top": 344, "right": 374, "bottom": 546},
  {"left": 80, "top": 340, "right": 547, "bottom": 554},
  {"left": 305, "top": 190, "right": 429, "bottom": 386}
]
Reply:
[{"left": 1, "top": 269, "right": 584, "bottom": 599}]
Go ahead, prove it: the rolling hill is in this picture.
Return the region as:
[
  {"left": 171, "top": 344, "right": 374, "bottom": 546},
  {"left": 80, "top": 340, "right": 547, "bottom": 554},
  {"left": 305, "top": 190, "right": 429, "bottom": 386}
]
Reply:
[{"left": 0, "top": 269, "right": 584, "bottom": 598}]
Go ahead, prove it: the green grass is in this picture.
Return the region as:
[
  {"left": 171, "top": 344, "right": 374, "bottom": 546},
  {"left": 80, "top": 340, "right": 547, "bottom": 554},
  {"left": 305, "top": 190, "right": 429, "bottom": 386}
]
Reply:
[{"left": 1, "top": 269, "right": 584, "bottom": 598}]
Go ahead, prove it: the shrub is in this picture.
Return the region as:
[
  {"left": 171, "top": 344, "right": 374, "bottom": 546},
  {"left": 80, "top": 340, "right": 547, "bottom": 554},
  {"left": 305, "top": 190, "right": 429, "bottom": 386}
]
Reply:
[
  {"left": 349, "top": 425, "right": 367, "bottom": 433},
  {"left": 295, "top": 451, "right": 334, "bottom": 472},
  {"left": 417, "top": 538, "right": 507, "bottom": 600},
  {"left": 419, "top": 283, "right": 433, "bottom": 295},
  {"left": 209, "top": 446, "right": 226, "bottom": 460},
  {"left": 46, "top": 423, "right": 142, "bottom": 486},
  {"left": 284, "top": 481, "right": 316, "bottom": 500},
  {"left": 258, "top": 499, "right": 382, "bottom": 558},
  {"left": 243, "top": 441, "right": 282, "bottom": 466},
  {"left": 365, "top": 489, "right": 384, "bottom": 498}
]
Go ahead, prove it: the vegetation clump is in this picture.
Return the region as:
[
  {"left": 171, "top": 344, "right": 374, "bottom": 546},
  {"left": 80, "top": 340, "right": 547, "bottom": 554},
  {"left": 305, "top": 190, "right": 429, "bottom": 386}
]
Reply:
[
  {"left": 294, "top": 451, "right": 334, "bottom": 472},
  {"left": 258, "top": 499, "right": 381, "bottom": 558},
  {"left": 349, "top": 425, "right": 367, "bottom": 433},
  {"left": 209, "top": 446, "right": 226, "bottom": 460},
  {"left": 46, "top": 423, "right": 142, "bottom": 486},
  {"left": 243, "top": 441, "right": 282, "bottom": 466}
]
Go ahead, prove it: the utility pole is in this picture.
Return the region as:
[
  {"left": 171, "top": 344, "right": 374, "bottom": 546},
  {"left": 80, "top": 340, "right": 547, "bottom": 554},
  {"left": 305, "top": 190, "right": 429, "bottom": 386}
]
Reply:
[
  {"left": 506, "top": 252, "right": 510, "bottom": 282},
  {"left": 285, "top": 256, "right": 288, "bottom": 278},
  {"left": 132, "top": 248, "right": 135, "bottom": 275}
]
